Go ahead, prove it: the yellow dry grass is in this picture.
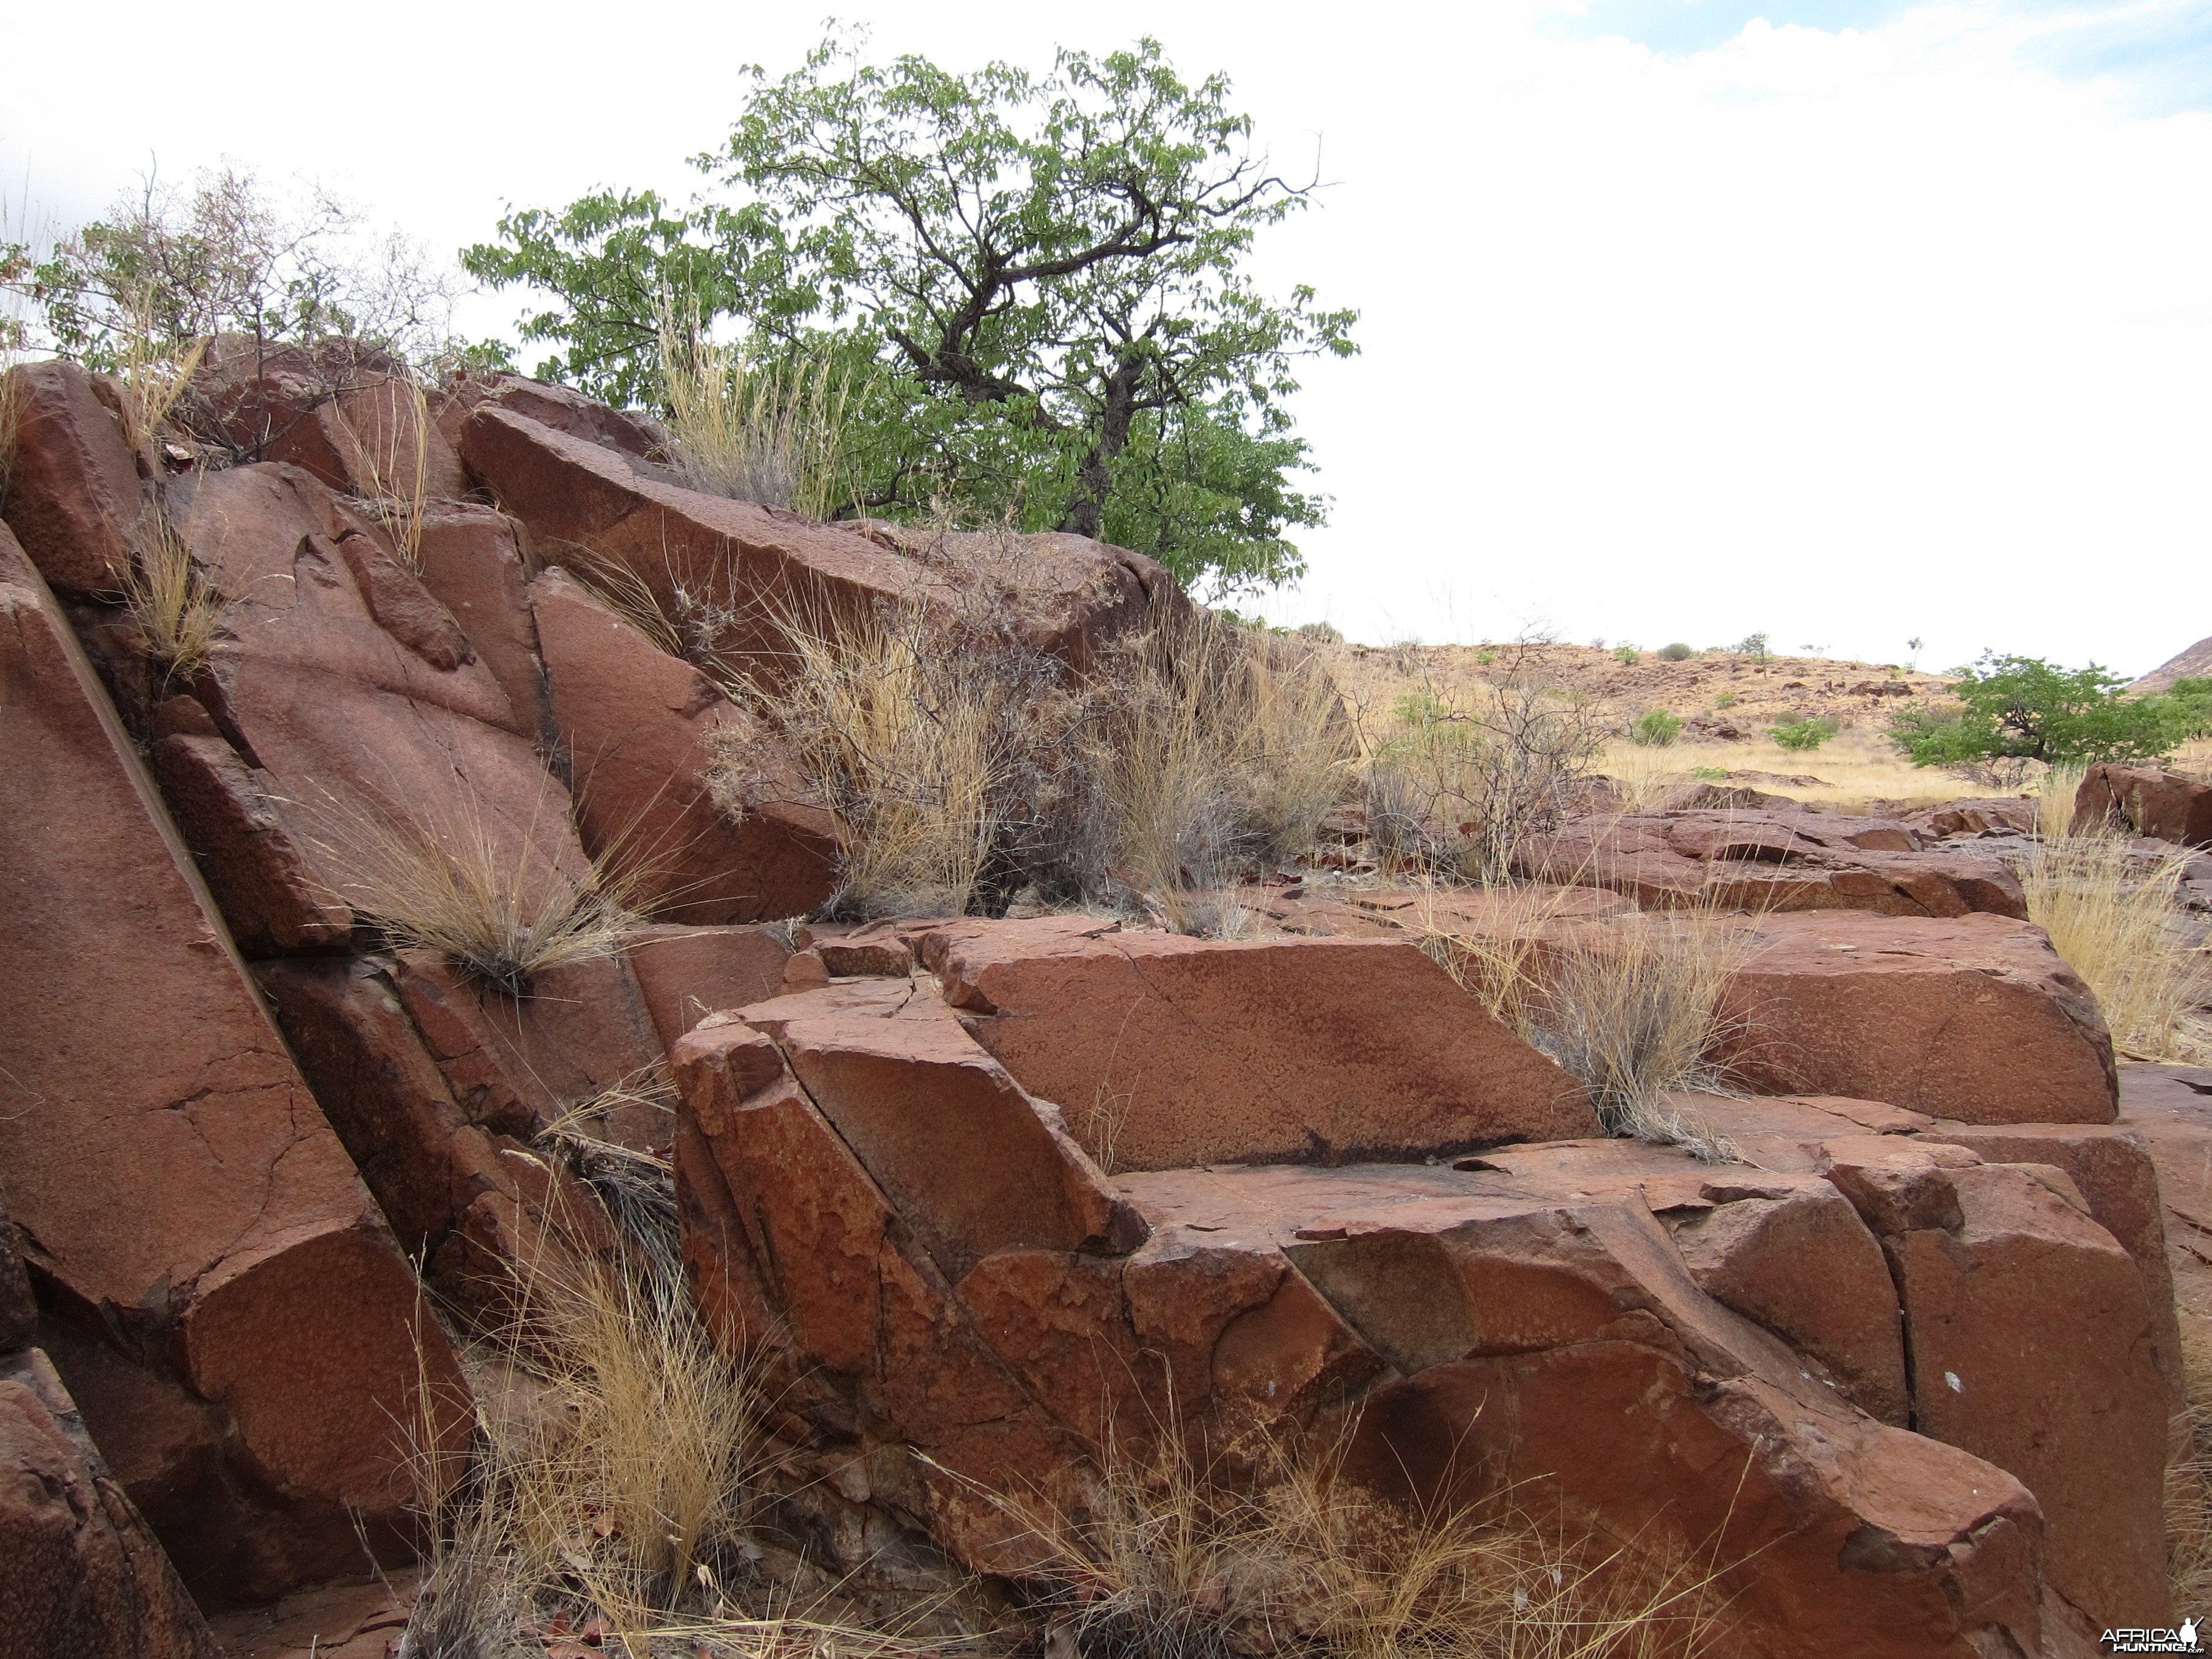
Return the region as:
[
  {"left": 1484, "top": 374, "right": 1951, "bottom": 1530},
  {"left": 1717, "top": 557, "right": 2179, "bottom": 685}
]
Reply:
[
  {"left": 657, "top": 301, "right": 856, "bottom": 520},
  {"left": 116, "top": 512, "right": 226, "bottom": 683},
  {"left": 2168, "top": 1326, "right": 2212, "bottom": 1616},
  {"left": 2019, "top": 825, "right": 2212, "bottom": 1064},
  {"left": 1098, "top": 614, "right": 1355, "bottom": 928},
  {"left": 975, "top": 1421, "right": 1732, "bottom": 1659},
  {"left": 1595, "top": 729, "right": 1969, "bottom": 815},
  {"left": 340, "top": 369, "right": 432, "bottom": 571},
  {"left": 301, "top": 783, "right": 640, "bottom": 997}
]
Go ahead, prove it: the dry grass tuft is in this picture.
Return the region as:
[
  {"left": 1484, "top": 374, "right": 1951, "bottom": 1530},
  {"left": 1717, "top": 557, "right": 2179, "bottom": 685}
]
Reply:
[
  {"left": 1416, "top": 889, "right": 1757, "bottom": 1152},
  {"left": 1094, "top": 613, "right": 1354, "bottom": 929},
  {"left": 2168, "top": 1327, "right": 2212, "bottom": 1616},
  {"left": 301, "top": 785, "right": 640, "bottom": 997},
  {"left": 979, "top": 1424, "right": 1731, "bottom": 1659},
  {"left": 658, "top": 301, "right": 856, "bottom": 520},
  {"left": 116, "top": 512, "right": 226, "bottom": 683},
  {"left": 2019, "top": 826, "right": 2212, "bottom": 1064},
  {"left": 342, "top": 368, "right": 432, "bottom": 570}
]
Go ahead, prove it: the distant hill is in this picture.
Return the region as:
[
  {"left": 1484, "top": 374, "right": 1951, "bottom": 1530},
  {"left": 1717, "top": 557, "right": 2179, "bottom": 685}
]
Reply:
[{"left": 2131, "top": 636, "right": 2212, "bottom": 695}]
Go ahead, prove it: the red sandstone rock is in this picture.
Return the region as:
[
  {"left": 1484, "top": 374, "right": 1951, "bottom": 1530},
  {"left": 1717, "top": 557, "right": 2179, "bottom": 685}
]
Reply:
[
  {"left": 2076, "top": 762, "right": 2212, "bottom": 848},
  {"left": 0, "top": 360, "right": 150, "bottom": 597},
  {"left": 529, "top": 566, "right": 838, "bottom": 923},
  {"left": 205, "top": 1567, "right": 419, "bottom": 1659},
  {"left": 1, "top": 1182, "right": 39, "bottom": 1359},
  {"left": 1515, "top": 808, "right": 2028, "bottom": 918},
  {"left": 412, "top": 504, "right": 551, "bottom": 746},
  {"left": 625, "top": 923, "right": 794, "bottom": 1047},
  {"left": 0, "top": 524, "right": 469, "bottom": 1601},
  {"left": 920, "top": 920, "right": 1599, "bottom": 1169},
  {"left": 1901, "top": 797, "right": 2037, "bottom": 839},
  {"left": 1713, "top": 911, "right": 2118, "bottom": 1123},
  {"left": 435, "top": 372, "right": 669, "bottom": 463},
  {"left": 0, "top": 1348, "right": 218, "bottom": 1657},
  {"left": 150, "top": 732, "right": 353, "bottom": 954}
]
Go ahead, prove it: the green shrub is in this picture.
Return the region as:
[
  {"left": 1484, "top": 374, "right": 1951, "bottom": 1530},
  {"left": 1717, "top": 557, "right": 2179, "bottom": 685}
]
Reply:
[
  {"left": 1296, "top": 620, "right": 1344, "bottom": 645},
  {"left": 1474, "top": 649, "right": 1496, "bottom": 666},
  {"left": 1714, "top": 692, "right": 1738, "bottom": 710},
  {"left": 1629, "top": 709, "right": 1683, "bottom": 747},
  {"left": 1657, "top": 643, "right": 1693, "bottom": 662},
  {"left": 1692, "top": 765, "right": 1729, "bottom": 781},
  {"left": 1888, "top": 652, "right": 2198, "bottom": 771},
  {"left": 1613, "top": 644, "right": 1641, "bottom": 665},
  {"left": 1769, "top": 716, "right": 1838, "bottom": 752}
]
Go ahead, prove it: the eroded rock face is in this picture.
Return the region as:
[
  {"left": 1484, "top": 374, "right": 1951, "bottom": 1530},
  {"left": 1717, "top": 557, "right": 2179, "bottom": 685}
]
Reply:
[
  {"left": 1515, "top": 808, "right": 2028, "bottom": 918},
  {"left": 2076, "top": 762, "right": 2212, "bottom": 849},
  {"left": 529, "top": 566, "right": 838, "bottom": 923},
  {"left": 0, "top": 1348, "right": 218, "bottom": 1658},
  {"left": 1, "top": 359, "right": 150, "bottom": 597},
  {"left": 1715, "top": 911, "right": 2118, "bottom": 1123},
  {"left": 0, "top": 525, "right": 470, "bottom": 1604},
  {"left": 673, "top": 999, "right": 2057, "bottom": 1657},
  {"left": 919, "top": 919, "right": 1601, "bottom": 1168}
]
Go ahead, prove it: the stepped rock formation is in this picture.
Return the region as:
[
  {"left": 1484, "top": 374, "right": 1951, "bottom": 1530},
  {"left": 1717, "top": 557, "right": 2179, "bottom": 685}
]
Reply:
[
  {"left": 2076, "top": 762, "right": 2212, "bottom": 849},
  {"left": 0, "top": 355, "right": 2191, "bottom": 1652}
]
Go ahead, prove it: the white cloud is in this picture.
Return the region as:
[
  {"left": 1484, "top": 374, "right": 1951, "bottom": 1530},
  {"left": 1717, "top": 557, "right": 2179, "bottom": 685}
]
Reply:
[{"left": 4, "top": 1, "right": 2206, "bottom": 672}]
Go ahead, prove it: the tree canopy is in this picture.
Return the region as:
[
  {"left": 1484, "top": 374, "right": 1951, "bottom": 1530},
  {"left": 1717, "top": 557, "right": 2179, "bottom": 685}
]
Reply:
[
  {"left": 1888, "top": 653, "right": 2208, "bottom": 772},
  {"left": 461, "top": 32, "right": 1356, "bottom": 594}
]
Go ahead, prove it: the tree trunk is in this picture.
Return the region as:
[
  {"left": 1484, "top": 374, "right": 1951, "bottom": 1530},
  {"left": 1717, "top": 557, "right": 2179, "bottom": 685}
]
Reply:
[{"left": 1060, "top": 349, "right": 1148, "bottom": 540}]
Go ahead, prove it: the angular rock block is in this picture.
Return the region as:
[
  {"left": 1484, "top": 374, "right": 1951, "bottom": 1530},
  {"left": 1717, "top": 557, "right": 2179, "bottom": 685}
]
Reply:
[
  {"left": 0, "top": 358, "right": 150, "bottom": 597},
  {"left": 530, "top": 566, "right": 838, "bottom": 922},
  {"left": 412, "top": 503, "right": 552, "bottom": 748},
  {"left": 626, "top": 922, "right": 796, "bottom": 1047},
  {"left": 0, "top": 525, "right": 469, "bottom": 1603},
  {"left": 0, "top": 1348, "right": 218, "bottom": 1658},
  {"left": 2076, "top": 762, "right": 2212, "bottom": 849},
  {"left": 435, "top": 371, "right": 670, "bottom": 464},
  {"left": 1515, "top": 808, "right": 2028, "bottom": 918},
  {"left": 1714, "top": 911, "right": 2118, "bottom": 1123},
  {"left": 920, "top": 919, "right": 1600, "bottom": 1169}
]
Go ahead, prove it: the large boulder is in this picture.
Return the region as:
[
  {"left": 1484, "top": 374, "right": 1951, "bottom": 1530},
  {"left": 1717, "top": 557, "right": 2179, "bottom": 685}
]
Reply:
[
  {"left": 1515, "top": 808, "right": 2028, "bottom": 918},
  {"left": 434, "top": 371, "right": 670, "bottom": 464},
  {"left": 412, "top": 503, "right": 553, "bottom": 748},
  {"left": 1, "top": 359, "right": 150, "bottom": 597},
  {"left": 918, "top": 917, "right": 1601, "bottom": 1168},
  {"left": 0, "top": 524, "right": 470, "bottom": 1604},
  {"left": 529, "top": 566, "right": 839, "bottom": 923},
  {"left": 2076, "top": 762, "right": 2212, "bottom": 849},
  {"left": 1714, "top": 911, "right": 2118, "bottom": 1123},
  {"left": 674, "top": 1002, "right": 2059, "bottom": 1657},
  {"left": 0, "top": 1347, "right": 219, "bottom": 1658}
]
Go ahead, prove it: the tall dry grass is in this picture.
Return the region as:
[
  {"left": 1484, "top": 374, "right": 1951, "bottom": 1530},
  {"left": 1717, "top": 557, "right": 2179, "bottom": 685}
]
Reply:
[
  {"left": 301, "top": 783, "right": 642, "bottom": 996},
  {"left": 2019, "top": 829, "right": 2211, "bottom": 1064},
  {"left": 1414, "top": 888, "right": 1757, "bottom": 1153},
  {"left": 2167, "top": 1327, "right": 2212, "bottom": 1617},
  {"left": 117, "top": 512, "right": 226, "bottom": 683},
  {"left": 1095, "top": 614, "right": 1354, "bottom": 929},
  {"left": 981, "top": 1425, "right": 1730, "bottom": 1659},
  {"left": 341, "top": 368, "right": 432, "bottom": 569},
  {"left": 657, "top": 301, "right": 855, "bottom": 520}
]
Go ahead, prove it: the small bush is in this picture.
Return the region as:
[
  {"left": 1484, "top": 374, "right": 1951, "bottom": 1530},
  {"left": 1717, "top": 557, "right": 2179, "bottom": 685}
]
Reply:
[
  {"left": 1692, "top": 766, "right": 1729, "bottom": 781},
  {"left": 1768, "top": 716, "right": 1837, "bottom": 752},
  {"left": 1296, "top": 620, "right": 1343, "bottom": 645},
  {"left": 1713, "top": 692, "right": 1737, "bottom": 710},
  {"left": 1474, "top": 648, "right": 1496, "bottom": 666},
  {"left": 1614, "top": 644, "right": 1641, "bottom": 665},
  {"left": 1658, "top": 642, "right": 1694, "bottom": 662},
  {"left": 117, "top": 514, "right": 226, "bottom": 685},
  {"left": 1629, "top": 709, "right": 1683, "bottom": 748}
]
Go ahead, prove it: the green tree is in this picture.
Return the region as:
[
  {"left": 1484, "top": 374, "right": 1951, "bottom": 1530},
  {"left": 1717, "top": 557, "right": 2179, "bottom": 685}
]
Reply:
[
  {"left": 1889, "top": 653, "right": 2194, "bottom": 771},
  {"left": 461, "top": 32, "right": 1356, "bottom": 594}
]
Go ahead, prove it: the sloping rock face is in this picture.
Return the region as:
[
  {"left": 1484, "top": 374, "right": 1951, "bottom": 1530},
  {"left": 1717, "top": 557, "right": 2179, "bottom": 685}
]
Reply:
[
  {"left": 1, "top": 358, "right": 152, "bottom": 597},
  {"left": 2076, "top": 762, "right": 2212, "bottom": 849},
  {"left": 0, "top": 525, "right": 470, "bottom": 1606},
  {"left": 1515, "top": 808, "right": 2028, "bottom": 917},
  {"left": 529, "top": 566, "right": 838, "bottom": 922},
  {"left": 0, "top": 1346, "right": 220, "bottom": 1658},
  {"left": 920, "top": 918, "right": 1601, "bottom": 1167},
  {"left": 671, "top": 958, "right": 2083, "bottom": 1657},
  {"left": 2128, "top": 632, "right": 2212, "bottom": 695},
  {"left": 1714, "top": 911, "right": 2119, "bottom": 1123}
]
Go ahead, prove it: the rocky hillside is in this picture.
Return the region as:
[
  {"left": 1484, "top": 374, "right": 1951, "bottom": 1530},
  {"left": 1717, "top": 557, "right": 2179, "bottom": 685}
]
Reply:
[{"left": 4, "top": 345, "right": 2212, "bottom": 1657}]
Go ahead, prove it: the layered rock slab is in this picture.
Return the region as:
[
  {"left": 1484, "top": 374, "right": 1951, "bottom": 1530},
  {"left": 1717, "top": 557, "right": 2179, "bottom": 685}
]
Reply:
[
  {"left": 0, "top": 524, "right": 469, "bottom": 1603},
  {"left": 2076, "top": 762, "right": 2212, "bottom": 849},
  {"left": 919, "top": 919, "right": 1599, "bottom": 1169},
  {"left": 0, "top": 358, "right": 150, "bottom": 597}
]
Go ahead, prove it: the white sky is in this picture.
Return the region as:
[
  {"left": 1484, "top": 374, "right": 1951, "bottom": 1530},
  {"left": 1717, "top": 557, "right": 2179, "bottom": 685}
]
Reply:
[{"left": 5, "top": 1, "right": 2207, "bottom": 674}]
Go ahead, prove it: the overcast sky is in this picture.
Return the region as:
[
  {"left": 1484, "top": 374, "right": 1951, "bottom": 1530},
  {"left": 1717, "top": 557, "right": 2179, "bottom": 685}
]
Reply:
[{"left": 5, "top": 1, "right": 2207, "bottom": 674}]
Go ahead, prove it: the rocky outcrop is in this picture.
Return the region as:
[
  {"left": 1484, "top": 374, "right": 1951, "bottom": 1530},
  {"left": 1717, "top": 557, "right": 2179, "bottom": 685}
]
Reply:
[
  {"left": 919, "top": 918, "right": 1601, "bottom": 1168},
  {"left": 1514, "top": 808, "right": 2028, "bottom": 917},
  {"left": 529, "top": 566, "right": 839, "bottom": 922},
  {"left": 1, "top": 359, "right": 150, "bottom": 597},
  {"left": 0, "top": 523, "right": 470, "bottom": 1605},
  {"left": 2128, "top": 633, "right": 2212, "bottom": 695},
  {"left": 1714, "top": 911, "right": 2119, "bottom": 1122},
  {"left": 2076, "top": 762, "right": 2212, "bottom": 849}
]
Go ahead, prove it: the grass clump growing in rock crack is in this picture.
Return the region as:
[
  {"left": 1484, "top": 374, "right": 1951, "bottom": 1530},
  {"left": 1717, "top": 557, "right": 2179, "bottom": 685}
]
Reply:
[
  {"left": 656, "top": 297, "right": 857, "bottom": 519},
  {"left": 116, "top": 512, "right": 227, "bottom": 685},
  {"left": 972, "top": 1421, "right": 1733, "bottom": 1659}
]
